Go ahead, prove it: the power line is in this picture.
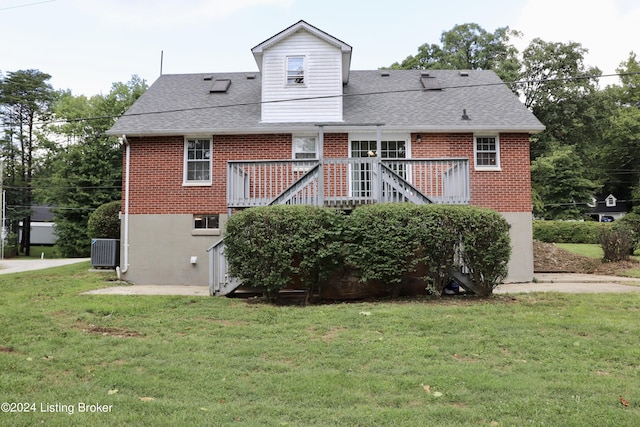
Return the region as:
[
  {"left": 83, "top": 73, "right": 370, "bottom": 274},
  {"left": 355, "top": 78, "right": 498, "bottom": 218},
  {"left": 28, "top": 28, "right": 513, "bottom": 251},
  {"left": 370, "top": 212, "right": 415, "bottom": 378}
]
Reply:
[{"left": 0, "top": 0, "right": 55, "bottom": 11}]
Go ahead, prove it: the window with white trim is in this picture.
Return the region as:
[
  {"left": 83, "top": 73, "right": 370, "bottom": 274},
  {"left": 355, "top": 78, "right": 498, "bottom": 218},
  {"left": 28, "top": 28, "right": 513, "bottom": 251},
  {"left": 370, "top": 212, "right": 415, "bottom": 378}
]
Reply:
[
  {"left": 184, "top": 138, "right": 212, "bottom": 184},
  {"left": 292, "top": 136, "right": 317, "bottom": 159},
  {"left": 474, "top": 135, "right": 500, "bottom": 169},
  {"left": 194, "top": 214, "right": 219, "bottom": 229},
  {"left": 605, "top": 194, "right": 617, "bottom": 207},
  {"left": 286, "top": 56, "right": 305, "bottom": 85}
]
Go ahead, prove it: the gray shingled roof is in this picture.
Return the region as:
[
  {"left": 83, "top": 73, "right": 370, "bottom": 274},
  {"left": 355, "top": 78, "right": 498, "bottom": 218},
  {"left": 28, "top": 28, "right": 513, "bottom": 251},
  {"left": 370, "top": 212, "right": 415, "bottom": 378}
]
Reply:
[{"left": 107, "top": 69, "right": 544, "bottom": 136}]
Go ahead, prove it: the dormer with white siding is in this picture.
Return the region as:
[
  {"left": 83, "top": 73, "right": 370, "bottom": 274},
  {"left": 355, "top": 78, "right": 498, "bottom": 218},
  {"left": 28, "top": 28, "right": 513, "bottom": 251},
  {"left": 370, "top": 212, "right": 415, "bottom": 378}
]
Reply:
[{"left": 251, "top": 20, "right": 352, "bottom": 123}]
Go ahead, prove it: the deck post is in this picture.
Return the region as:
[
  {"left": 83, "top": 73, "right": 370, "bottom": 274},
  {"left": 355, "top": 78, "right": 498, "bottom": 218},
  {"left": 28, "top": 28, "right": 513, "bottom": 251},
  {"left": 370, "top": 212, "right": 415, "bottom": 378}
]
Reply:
[
  {"left": 318, "top": 125, "right": 325, "bottom": 207},
  {"left": 376, "top": 124, "right": 383, "bottom": 203}
]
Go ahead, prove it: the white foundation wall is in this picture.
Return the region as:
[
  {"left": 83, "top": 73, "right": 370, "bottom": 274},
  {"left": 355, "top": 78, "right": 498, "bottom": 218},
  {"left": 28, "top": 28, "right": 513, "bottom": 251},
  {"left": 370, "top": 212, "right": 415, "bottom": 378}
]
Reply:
[
  {"left": 501, "top": 212, "right": 534, "bottom": 283},
  {"left": 121, "top": 214, "right": 227, "bottom": 286}
]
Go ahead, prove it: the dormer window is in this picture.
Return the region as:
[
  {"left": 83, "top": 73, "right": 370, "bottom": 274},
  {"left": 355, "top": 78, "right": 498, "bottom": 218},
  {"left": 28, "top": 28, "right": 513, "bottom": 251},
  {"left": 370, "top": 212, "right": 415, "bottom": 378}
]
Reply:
[
  {"left": 605, "top": 194, "right": 617, "bottom": 207},
  {"left": 286, "top": 56, "right": 305, "bottom": 85}
]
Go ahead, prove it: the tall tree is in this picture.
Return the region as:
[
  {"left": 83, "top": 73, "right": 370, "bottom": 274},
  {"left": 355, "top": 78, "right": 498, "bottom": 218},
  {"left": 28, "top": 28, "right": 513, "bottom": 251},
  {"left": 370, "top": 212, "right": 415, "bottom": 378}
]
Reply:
[
  {"left": 39, "top": 76, "right": 147, "bottom": 257},
  {"left": 0, "top": 70, "right": 56, "bottom": 256},
  {"left": 388, "top": 23, "right": 522, "bottom": 83},
  {"left": 518, "top": 39, "right": 602, "bottom": 159},
  {"left": 531, "top": 145, "right": 599, "bottom": 219},
  {"left": 599, "top": 53, "right": 640, "bottom": 203}
]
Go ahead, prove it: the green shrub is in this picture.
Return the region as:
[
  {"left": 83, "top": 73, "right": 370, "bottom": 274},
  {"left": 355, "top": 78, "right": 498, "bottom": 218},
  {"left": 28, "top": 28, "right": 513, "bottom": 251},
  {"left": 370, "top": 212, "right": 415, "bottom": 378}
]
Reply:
[
  {"left": 533, "top": 220, "right": 608, "bottom": 243},
  {"left": 346, "top": 204, "right": 511, "bottom": 296},
  {"left": 409, "top": 205, "right": 461, "bottom": 294},
  {"left": 224, "top": 205, "right": 344, "bottom": 302},
  {"left": 600, "top": 226, "right": 634, "bottom": 262},
  {"left": 458, "top": 207, "right": 511, "bottom": 296},
  {"left": 225, "top": 204, "right": 512, "bottom": 301},
  {"left": 87, "top": 201, "right": 121, "bottom": 239},
  {"left": 345, "top": 204, "right": 420, "bottom": 298},
  {"left": 618, "top": 213, "right": 640, "bottom": 251}
]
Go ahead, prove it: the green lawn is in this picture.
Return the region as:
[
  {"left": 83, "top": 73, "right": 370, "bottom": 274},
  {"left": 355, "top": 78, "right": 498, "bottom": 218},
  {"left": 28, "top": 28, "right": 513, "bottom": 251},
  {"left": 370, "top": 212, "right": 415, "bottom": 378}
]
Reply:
[
  {"left": 556, "top": 243, "right": 604, "bottom": 259},
  {"left": 11, "top": 245, "right": 62, "bottom": 259},
  {"left": 1, "top": 263, "right": 640, "bottom": 426},
  {"left": 556, "top": 243, "right": 640, "bottom": 278}
]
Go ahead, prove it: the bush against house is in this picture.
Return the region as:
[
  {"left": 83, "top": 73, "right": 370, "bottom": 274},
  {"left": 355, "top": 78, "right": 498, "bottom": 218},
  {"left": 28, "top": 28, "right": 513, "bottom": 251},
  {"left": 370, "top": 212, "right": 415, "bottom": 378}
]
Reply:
[
  {"left": 87, "top": 200, "right": 121, "bottom": 239},
  {"left": 224, "top": 205, "right": 345, "bottom": 302},
  {"left": 224, "top": 204, "right": 511, "bottom": 300}
]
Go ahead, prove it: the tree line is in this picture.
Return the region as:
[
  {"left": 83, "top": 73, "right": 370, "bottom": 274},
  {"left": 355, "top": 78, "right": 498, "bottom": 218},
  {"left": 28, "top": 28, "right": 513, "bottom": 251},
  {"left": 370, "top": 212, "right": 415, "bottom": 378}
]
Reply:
[
  {"left": 1, "top": 22, "right": 638, "bottom": 256},
  {"left": 389, "top": 23, "right": 640, "bottom": 219},
  {"left": 0, "top": 71, "right": 146, "bottom": 257}
]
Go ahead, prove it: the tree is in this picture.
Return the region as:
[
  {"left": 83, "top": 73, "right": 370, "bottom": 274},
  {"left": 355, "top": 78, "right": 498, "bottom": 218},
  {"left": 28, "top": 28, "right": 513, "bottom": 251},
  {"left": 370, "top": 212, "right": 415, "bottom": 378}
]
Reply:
[
  {"left": 531, "top": 145, "right": 599, "bottom": 219},
  {"left": 0, "top": 70, "right": 56, "bottom": 256},
  {"left": 518, "top": 39, "right": 602, "bottom": 159},
  {"left": 39, "top": 76, "right": 147, "bottom": 257},
  {"left": 388, "top": 23, "right": 522, "bottom": 83},
  {"left": 597, "top": 53, "right": 640, "bottom": 203}
]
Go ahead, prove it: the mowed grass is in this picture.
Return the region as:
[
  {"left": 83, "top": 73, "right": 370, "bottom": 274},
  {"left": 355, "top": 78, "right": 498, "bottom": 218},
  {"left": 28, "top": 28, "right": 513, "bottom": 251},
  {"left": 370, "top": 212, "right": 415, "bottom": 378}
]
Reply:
[
  {"left": 1, "top": 263, "right": 640, "bottom": 426},
  {"left": 557, "top": 243, "right": 640, "bottom": 278},
  {"left": 556, "top": 243, "right": 605, "bottom": 259}
]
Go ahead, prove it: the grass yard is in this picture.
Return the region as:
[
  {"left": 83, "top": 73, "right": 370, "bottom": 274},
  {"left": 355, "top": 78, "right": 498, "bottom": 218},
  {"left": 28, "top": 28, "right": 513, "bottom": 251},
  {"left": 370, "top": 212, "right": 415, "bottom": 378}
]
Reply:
[
  {"left": 556, "top": 243, "right": 605, "bottom": 259},
  {"left": 1, "top": 263, "right": 640, "bottom": 426}
]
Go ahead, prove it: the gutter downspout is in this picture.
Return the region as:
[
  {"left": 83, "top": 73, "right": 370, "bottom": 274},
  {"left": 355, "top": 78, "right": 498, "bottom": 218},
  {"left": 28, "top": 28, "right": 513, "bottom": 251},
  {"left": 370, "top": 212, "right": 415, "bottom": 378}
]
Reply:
[{"left": 116, "top": 135, "right": 130, "bottom": 279}]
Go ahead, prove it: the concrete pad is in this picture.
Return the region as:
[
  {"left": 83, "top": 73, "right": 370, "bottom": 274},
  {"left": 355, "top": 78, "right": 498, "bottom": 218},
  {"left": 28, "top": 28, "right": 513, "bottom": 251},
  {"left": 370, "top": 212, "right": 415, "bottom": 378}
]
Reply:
[
  {"left": 495, "top": 282, "right": 640, "bottom": 294},
  {"left": 82, "top": 285, "right": 210, "bottom": 296}
]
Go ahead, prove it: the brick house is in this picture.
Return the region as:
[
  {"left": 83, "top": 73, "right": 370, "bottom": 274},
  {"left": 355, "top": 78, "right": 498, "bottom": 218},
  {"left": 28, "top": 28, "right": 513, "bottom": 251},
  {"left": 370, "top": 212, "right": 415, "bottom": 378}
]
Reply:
[{"left": 107, "top": 20, "right": 544, "bottom": 290}]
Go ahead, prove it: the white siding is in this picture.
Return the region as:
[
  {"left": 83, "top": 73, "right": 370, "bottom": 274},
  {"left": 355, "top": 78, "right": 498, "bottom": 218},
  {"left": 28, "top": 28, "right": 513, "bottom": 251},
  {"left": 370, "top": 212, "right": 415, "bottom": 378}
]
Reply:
[{"left": 261, "top": 31, "right": 343, "bottom": 123}]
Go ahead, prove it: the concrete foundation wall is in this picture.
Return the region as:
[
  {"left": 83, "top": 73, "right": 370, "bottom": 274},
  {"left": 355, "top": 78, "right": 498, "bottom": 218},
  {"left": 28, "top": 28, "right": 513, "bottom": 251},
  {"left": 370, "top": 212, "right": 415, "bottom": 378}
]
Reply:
[
  {"left": 121, "top": 214, "right": 227, "bottom": 286},
  {"left": 122, "top": 211, "right": 532, "bottom": 287},
  {"left": 501, "top": 212, "right": 534, "bottom": 283}
]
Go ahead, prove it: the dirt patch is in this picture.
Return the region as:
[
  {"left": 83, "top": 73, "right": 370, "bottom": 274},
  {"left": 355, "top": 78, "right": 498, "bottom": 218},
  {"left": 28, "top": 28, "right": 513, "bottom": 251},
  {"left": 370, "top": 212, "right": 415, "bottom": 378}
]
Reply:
[
  {"left": 0, "top": 346, "right": 17, "bottom": 353},
  {"left": 533, "top": 240, "right": 639, "bottom": 274},
  {"left": 82, "top": 324, "right": 143, "bottom": 338}
]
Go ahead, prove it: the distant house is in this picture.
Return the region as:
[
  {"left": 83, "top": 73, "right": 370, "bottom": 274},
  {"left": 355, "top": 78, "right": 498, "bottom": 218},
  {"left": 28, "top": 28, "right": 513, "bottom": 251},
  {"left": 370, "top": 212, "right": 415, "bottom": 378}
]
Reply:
[
  {"left": 19, "top": 205, "right": 57, "bottom": 245},
  {"left": 107, "top": 20, "right": 544, "bottom": 291},
  {"left": 589, "top": 194, "right": 630, "bottom": 222}
]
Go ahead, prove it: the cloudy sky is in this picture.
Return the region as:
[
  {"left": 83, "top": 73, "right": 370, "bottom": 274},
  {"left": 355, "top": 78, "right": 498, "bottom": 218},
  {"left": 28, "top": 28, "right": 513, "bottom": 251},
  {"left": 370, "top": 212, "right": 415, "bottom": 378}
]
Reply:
[{"left": 1, "top": 0, "right": 638, "bottom": 96}]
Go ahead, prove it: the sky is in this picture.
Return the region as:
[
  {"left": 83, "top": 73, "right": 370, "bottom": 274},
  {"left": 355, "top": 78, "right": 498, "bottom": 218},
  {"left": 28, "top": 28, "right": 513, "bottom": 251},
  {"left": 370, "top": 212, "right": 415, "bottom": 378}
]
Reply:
[{"left": 1, "top": 0, "right": 639, "bottom": 97}]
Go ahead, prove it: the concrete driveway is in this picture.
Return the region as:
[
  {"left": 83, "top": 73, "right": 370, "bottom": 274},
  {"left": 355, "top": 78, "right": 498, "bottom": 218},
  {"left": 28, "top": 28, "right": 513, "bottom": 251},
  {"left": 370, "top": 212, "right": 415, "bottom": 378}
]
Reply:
[{"left": 0, "top": 258, "right": 90, "bottom": 274}]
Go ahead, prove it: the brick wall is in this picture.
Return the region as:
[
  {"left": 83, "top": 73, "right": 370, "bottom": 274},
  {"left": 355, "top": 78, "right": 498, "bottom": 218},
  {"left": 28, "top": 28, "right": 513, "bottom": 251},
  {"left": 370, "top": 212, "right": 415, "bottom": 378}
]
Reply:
[
  {"left": 412, "top": 133, "right": 532, "bottom": 212},
  {"left": 124, "top": 132, "right": 531, "bottom": 214}
]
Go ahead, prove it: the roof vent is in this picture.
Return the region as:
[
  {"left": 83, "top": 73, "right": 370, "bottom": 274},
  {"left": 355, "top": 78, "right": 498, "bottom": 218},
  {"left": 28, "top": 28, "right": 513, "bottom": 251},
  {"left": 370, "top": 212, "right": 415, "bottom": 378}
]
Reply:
[
  {"left": 381, "top": 72, "right": 390, "bottom": 77},
  {"left": 459, "top": 71, "right": 469, "bottom": 77},
  {"left": 246, "top": 75, "right": 256, "bottom": 80},
  {"left": 461, "top": 109, "right": 470, "bottom": 120},
  {"left": 203, "top": 76, "right": 213, "bottom": 81},
  {"left": 210, "top": 79, "right": 231, "bottom": 93}
]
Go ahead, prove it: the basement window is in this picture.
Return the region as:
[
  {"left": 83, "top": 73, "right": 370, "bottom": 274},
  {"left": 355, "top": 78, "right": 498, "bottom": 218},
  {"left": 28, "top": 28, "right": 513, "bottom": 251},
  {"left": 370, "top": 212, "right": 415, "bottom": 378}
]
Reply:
[{"left": 192, "top": 214, "right": 220, "bottom": 236}]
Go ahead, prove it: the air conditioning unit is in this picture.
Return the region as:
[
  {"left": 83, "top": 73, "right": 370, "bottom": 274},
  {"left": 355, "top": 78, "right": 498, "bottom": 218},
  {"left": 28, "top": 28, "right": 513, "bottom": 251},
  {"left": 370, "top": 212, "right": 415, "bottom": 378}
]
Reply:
[{"left": 91, "top": 239, "right": 120, "bottom": 268}]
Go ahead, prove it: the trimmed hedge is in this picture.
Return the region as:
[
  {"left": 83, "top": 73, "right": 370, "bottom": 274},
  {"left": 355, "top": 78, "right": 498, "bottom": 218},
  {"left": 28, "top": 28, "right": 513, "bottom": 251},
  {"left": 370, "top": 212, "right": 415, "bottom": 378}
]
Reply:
[
  {"left": 224, "top": 204, "right": 512, "bottom": 301},
  {"left": 224, "top": 205, "right": 344, "bottom": 302},
  {"left": 345, "top": 204, "right": 510, "bottom": 297},
  {"left": 87, "top": 201, "right": 121, "bottom": 239},
  {"left": 533, "top": 220, "right": 609, "bottom": 244}
]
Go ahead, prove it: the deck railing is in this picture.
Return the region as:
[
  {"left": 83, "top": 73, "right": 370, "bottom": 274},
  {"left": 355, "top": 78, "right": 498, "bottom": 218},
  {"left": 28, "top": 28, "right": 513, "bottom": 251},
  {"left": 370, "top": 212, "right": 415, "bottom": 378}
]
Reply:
[{"left": 227, "top": 158, "right": 470, "bottom": 208}]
